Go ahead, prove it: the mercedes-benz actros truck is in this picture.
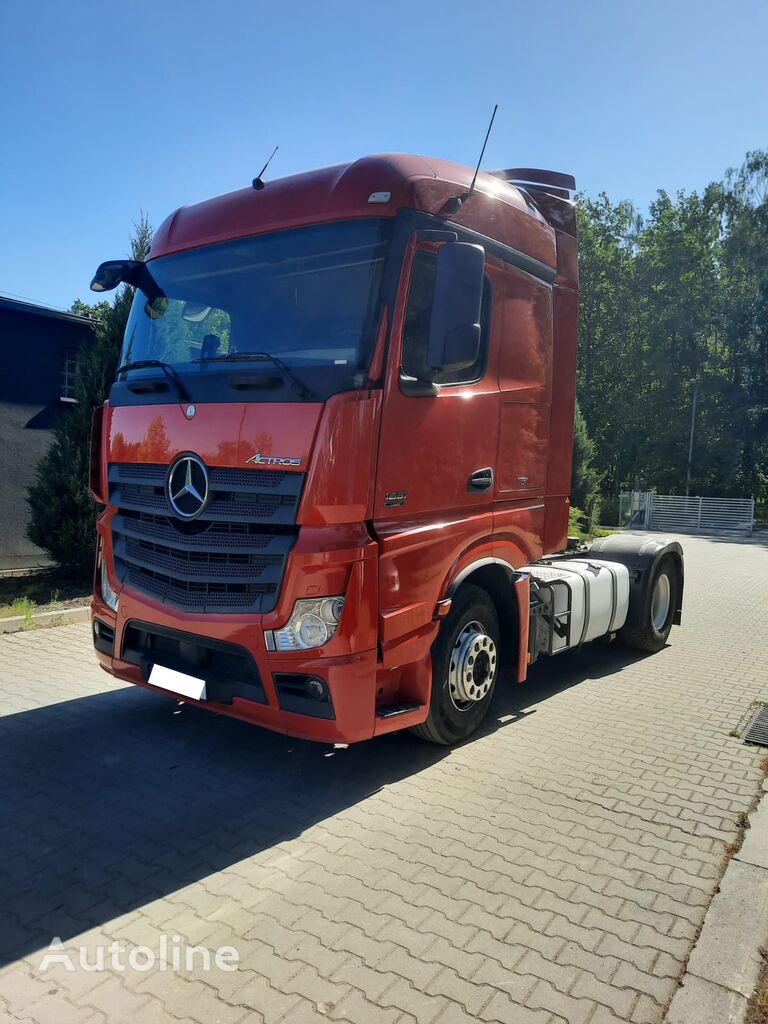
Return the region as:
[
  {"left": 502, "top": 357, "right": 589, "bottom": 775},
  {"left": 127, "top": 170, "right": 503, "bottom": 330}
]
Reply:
[{"left": 89, "top": 154, "right": 683, "bottom": 745}]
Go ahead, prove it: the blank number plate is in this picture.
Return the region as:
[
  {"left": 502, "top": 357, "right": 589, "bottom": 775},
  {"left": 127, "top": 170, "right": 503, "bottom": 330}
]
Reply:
[{"left": 149, "top": 664, "right": 206, "bottom": 701}]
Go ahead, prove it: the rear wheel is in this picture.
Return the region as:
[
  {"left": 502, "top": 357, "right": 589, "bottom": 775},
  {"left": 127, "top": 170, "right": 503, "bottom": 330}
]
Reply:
[
  {"left": 619, "top": 556, "right": 677, "bottom": 653},
  {"left": 411, "top": 585, "right": 500, "bottom": 745}
]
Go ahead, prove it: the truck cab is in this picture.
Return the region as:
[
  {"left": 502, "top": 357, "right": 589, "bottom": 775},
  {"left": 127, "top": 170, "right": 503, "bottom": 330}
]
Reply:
[{"left": 90, "top": 154, "right": 683, "bottom": 745}]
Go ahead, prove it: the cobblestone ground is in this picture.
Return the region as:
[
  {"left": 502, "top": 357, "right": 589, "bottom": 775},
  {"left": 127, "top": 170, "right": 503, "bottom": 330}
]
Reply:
[{"left": 1, "top": 534, "right": 767, "bottom": 1024}]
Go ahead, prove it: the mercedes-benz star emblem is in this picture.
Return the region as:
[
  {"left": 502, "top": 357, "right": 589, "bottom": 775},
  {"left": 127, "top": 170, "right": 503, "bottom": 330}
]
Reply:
[{"left": 167, "top": 454, "right": 209, "bottom": 519}]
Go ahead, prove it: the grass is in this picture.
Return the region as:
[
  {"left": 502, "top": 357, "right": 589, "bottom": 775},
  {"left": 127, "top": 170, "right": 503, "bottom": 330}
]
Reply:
[
  {"left": 0, "top": 597, "right": 36, "bottom": 622},
  {"left": 747, "top": 968, "right": 768, "bottom": 1022},
  {"left": 748, "top": 951, "right": 768, "bottom": 1021},
  {"left": 740, "top": 760, "right": 768, "bottom": 1022},
  {"left": 568, "top": 506, "right": 614, "bottom": 542},
  {"left": 0, "top": 566, "right": 90, "bottom": 624},
  {"left": 664, "top": 755, "right": 768, "bottom": 1019}
]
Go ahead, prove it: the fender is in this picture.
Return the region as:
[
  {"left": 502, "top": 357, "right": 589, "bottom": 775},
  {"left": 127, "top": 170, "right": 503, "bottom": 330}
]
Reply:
[
  {"left": 442, "top": 530, "right": 531, "bottom": 601},
  {"left": 442, "top": 550, "right": 531, "bottom": 683},
  {"left": 447, "top": 555, "right": 517, "bottom": 596},
  {"left": 585, "top": 533, "right": 684, "bottom": 628}
]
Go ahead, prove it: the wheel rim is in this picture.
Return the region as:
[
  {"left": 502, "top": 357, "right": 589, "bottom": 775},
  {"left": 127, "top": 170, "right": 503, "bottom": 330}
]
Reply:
[
  {"left": 448, "top": 620, "right": 497, "bottom": 712},
  {"left": 651, "top": 573, "right": 671, "bottom": 632}
]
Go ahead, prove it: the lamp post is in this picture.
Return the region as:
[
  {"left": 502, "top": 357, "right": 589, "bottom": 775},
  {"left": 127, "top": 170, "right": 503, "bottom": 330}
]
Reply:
[{"left": 685, "top": 378, "right": 698, "bottom": 497}]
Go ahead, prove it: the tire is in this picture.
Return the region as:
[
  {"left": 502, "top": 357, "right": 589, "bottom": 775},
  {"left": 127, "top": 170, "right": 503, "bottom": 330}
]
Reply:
[
  {"left": 619, "top": 556, "right": 677, "bottom": 653},
  {"left": 411, "top": 585, "right": 500, "bottom": 745}
]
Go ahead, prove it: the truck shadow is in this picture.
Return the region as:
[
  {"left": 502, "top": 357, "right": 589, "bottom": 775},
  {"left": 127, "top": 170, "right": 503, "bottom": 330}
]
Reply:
[
  {"left": 481, "top": 640, "right": 651, "bottom": 734},
  {"left": 689, "top": 531, "right": 768, "bottom": 548},
  {"left": 0, "top": 641, "right": 644, "bottom": 968}
]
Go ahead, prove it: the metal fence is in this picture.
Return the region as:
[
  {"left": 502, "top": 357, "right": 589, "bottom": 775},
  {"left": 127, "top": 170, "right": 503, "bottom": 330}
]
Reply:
[
  {"left": 618, "top": 492, "right": 754, "bottom": 535},
  {"left": 618, "top": 491, "right": 652, "bottom": 530}
]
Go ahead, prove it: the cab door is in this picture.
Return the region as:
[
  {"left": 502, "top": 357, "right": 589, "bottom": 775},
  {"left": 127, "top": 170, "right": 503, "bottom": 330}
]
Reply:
[
  {"left": 374, "top": 239, "right": 499, "bottom": 525},
  {"left": 493, "top": 263, "right": 553, "bottom": 498}
]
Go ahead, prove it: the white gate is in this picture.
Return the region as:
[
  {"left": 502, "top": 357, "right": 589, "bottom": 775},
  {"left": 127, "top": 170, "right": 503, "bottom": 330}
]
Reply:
[
  {"left": 618, "top": 491, "right": 652, "bottom": 529},
  {"left": 647, "top": 494, "right": 754, "bottom": 534}
]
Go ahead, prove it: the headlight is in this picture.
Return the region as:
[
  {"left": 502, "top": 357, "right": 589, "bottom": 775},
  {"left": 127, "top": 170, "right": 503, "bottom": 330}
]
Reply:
[
  {"left": 271, "top": 596, "right": 344, "bottom": 651},
  {"left": 100, "top": 553, "right": 119, "bottom": 612}
]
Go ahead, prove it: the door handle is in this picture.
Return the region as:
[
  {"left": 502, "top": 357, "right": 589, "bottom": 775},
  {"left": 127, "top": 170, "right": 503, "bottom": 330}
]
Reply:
[{"left": 468, "top": 467, "right": 494, "bottom": 492}]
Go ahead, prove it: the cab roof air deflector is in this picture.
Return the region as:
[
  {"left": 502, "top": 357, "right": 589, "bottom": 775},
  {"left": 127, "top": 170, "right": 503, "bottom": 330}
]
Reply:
[{"left": 489, "top": 168, "right": 576, "bottom": 193}]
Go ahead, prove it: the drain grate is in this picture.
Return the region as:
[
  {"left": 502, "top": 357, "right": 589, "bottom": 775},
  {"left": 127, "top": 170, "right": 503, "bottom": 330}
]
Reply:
[{"left": 744, "top": 706, "right": 768, "bottom": 746}]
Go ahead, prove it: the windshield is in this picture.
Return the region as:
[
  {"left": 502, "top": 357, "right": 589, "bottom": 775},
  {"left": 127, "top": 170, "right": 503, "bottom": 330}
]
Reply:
[{"left": 115, "top": 218, "right": 392, "bottom": 403}]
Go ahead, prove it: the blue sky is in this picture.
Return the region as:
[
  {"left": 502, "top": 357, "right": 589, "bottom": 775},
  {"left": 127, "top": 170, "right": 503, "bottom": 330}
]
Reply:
[{"left": 1, "top": 0, "right": 766, "bottom": 311}]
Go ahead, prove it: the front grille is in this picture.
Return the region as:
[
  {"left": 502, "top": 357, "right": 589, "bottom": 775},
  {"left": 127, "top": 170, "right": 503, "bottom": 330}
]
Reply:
[
  {"left": 125, "top": 565, "right": 276, "bottom": 608},
  {"left": 109, "top": 465, "right": 301, "bottom": 525},
  {"left": 123, "top": 537, "right": 281, "bottom": 579},
  {"left": 109, "top": 463, "right": 302, "bottom": 614}
]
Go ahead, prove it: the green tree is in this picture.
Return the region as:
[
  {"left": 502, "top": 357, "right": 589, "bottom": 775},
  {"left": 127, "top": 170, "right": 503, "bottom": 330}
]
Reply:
[
  {"left": 570, "top": 401, "right": 602, "bottom": 530},
  {"left": 27, "top": 215, "right": 152, "bottom": 574},
  {"left": 720, "top": 152, "right": 768, "bottom": 499},
  {"left": 575, "top": 153, "right": 768, "bottom": 505},
  {"left": 631, "top": 185, "right": 726, "bottom": 493},
  {"left": 575, "top": 193, "right": 640, "bottom": 497}
]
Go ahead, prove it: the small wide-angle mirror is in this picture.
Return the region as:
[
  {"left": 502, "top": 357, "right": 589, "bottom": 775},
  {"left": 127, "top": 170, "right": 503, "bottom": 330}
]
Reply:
[
  {"left": 144, "top": 295, "right": 168, "bottom": 320},
  {"left": 182, "top": 301, "right": 212, "bottom": 323},
  {"left": 426, "top": 242, "right": 485, "bottom": 373}
]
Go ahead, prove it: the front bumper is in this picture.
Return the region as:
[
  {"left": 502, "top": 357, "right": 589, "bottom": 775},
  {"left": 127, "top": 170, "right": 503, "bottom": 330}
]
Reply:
[
  {"left": 92, "top": 595, "right": 379, "bottom": 743},
  {"left": 91, "top": 505, "right": 397, "bottom": 741},
  {"left": 92, "top": 518, "right": 384, "bottom": 742}
]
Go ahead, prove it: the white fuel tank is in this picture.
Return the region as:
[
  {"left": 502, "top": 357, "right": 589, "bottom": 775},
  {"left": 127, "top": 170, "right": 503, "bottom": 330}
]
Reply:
[{"left": 521, "top": 558, "right": 630, "bottom": 654}]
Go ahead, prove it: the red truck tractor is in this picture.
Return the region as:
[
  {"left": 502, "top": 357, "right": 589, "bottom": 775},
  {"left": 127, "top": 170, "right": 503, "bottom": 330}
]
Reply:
[{"left": 89, "top": 154, "right": 683, "bottom": 745}]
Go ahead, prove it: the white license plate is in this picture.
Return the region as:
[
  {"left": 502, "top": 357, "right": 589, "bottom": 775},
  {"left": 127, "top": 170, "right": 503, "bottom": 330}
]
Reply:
[{"left": 149, "top": 664, "right": 206, "bottom": 701}]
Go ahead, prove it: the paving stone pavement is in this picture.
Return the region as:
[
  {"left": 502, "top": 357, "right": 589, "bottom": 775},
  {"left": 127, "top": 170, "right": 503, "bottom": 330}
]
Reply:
[{"left": 1, "top": 533, "right": 767, "bottom": 1024}]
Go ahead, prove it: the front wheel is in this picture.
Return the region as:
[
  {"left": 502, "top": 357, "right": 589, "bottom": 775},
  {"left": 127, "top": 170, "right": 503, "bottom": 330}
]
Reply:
[
  {"left": 411, "top": 585, "right": 500, "bottom": 745},
  {"left": 619, "top": 556, "right": 678, "bottom": 653}
]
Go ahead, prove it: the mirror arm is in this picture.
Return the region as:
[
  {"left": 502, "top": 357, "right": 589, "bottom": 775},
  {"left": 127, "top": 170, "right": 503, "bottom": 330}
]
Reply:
[{"left": 399, "top": 374, "right": 439, "bottom": 398}]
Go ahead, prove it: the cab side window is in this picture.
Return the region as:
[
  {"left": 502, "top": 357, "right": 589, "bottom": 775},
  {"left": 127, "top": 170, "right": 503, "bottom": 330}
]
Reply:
[{"left": 401, "top": 250, "right": 490, "bottom": 387}]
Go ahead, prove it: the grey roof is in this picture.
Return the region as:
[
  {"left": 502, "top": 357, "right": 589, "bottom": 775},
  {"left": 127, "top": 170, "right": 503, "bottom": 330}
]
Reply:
[{"left": 0, "top": 293, "right": 97, "bottom": 327}]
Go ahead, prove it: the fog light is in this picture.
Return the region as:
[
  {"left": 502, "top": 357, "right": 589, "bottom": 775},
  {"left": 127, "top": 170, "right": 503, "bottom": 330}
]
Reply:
[
  {"left": 305, "top": 678, "right": 326, "bottom": 701},
  {"left": 93, "top": 620, "right": 101, "bottom": 637}
]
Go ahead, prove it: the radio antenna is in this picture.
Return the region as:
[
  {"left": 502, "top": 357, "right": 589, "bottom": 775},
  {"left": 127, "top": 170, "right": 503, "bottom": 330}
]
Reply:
[
  {"left": 252, "top": 145, "right": 279, "bottom": 191},
  {"left": 466, "top": 104, "right": 498, "bottom": 198}
]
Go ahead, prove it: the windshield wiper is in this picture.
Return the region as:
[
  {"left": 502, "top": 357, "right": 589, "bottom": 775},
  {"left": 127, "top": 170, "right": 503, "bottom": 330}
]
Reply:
[
  {"left": 193, "top": 352, "right": 317, "bottom": 400},
  {"left": 115, "top": 360, "right": 190, "bottom": 401}
]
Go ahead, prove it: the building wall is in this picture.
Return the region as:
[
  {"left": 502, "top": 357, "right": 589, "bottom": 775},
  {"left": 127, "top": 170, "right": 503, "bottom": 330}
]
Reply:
[{"left": 0, "top": 305, "right": 95, "bottom": 570}]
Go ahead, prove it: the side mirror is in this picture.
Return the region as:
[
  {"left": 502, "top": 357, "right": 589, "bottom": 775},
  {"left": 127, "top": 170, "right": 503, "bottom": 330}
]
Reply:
[
  {"left": 426, "top": 242, "right": 485, "bottom": 373},
  {"left": 90, "top": 259, "right": 145, "bottom": 293}
]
